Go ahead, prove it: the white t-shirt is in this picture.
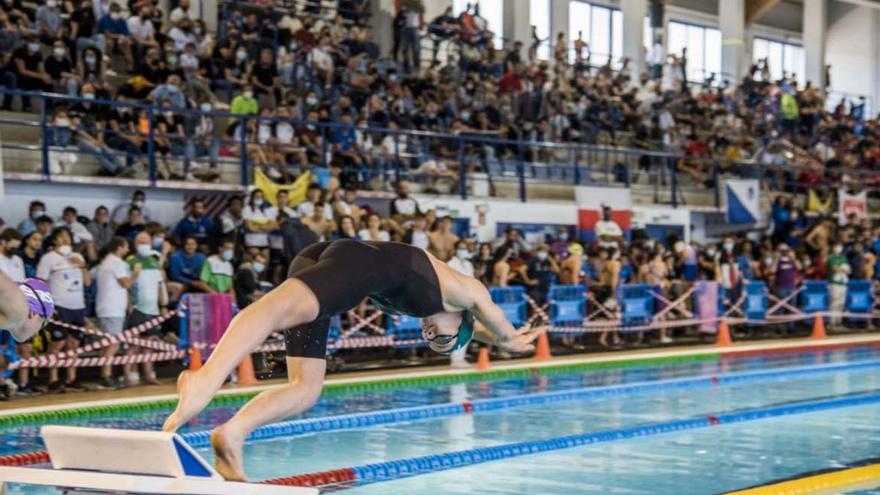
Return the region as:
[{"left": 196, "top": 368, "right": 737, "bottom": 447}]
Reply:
[
  {"left": 448, "top": 257, "right": 474, "bottom": 277},
  {"left": 595, "top": 220, "right": 623, "bottom": 248},
  {"left": 0, "top": 254, "right": 26, "bottom": 282},
  {"left": 410, "top": 230, "right": 430, "bottom": 250},
  {"left": 267, "top": 206, "right": 298, "bottom": 250},
  {"left": 66, "top": 221, "right": 94, "bottom": 244},
  {"left": 358, "top": 229, "right": 390, "bottom": 242},
  {"left": 296, "top": 202, "right": 333, "bottom": 220},
  {"left": 242, "top": 205, "right": 273, "bottom": 247},
  {"left": 96, "top": 253, "right": 130, "bottom": 318},
  {"left": 36, "top": 251, "right": 86, "bottom": 310},
  {"left": 126, "top": 16, "right": 154, "bottom": 41}
]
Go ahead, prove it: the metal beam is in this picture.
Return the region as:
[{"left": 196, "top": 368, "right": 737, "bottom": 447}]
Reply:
[{"left": 746, "top": 0, "right": 782, "bottom": 23}]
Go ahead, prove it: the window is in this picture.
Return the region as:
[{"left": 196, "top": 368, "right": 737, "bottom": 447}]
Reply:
[
  {"left": 453, "top": 0, "right": 504, "bottom": 48},
  {"left": 568, "top": 1, "right": 624, "bottom": 67},
  {"left": 667, "top": 21, "right": 722, "bottom": 83},
  {"left": 753, "top": 37, "right": 805, "bottom": 85},
  {"left": 530, "top": 0, "right": 550, "bottom": 60}
]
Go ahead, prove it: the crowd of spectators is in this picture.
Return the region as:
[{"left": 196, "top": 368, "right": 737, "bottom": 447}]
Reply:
[
  {"left": 0, "top": 0, "right": 876, "bottom": 196},
  {"left": 0, "top": 174, "right": 879, "bottom": 397}
]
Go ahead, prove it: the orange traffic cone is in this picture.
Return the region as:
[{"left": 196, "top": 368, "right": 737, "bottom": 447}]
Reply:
[
  {"left": 534, "top": 332, "right": 552, "bottom": 361},
  {"left": 715, "top": 319, "right": 733, "bottom": 346},
  {"left": 811, "top": 315, "right": 827, "bottom": 339},
  {"left": 476, "top": 347, "right": 491, "bottom": 370},
  {"left": 188, "top": 346, "right": 202, "bottom": 371},
  {"left": 236, "top": 354, "right": 258, "bottom": 386}
]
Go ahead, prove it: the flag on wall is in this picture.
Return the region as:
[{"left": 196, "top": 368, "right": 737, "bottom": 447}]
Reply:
[
  {"left": 575, "top": 186, "right": 632, "bottom": 242},
  {"left": 724, "top": 179, "right": 760, "bottom": 225},
  {"left": 254, "top": 169, "right": 312, "bottom": 207},
  {"left": 838, "top": 188, "right": 867, "bottom": 224}
]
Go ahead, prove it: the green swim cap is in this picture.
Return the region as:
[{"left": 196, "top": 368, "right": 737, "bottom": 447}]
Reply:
[{"left": 437, "top": 311, "right": 475, "bottom": 355}]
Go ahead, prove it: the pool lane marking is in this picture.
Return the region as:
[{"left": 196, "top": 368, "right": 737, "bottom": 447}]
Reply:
[
  {"left": 723, "top": 462, "right": 880, "bottom": 495},
  {"left": 3, "top": 355, "right": 880, "bottom": 468},
  {"left": 262, "top": 392, "right": 880, "bottom": 490},
  {"left": 4, "top": 333, "right": 880, "bottom": 420}
]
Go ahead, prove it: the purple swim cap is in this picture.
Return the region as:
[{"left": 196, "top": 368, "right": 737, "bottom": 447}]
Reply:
[{"left": 18, "top": 278, "right": 54, "bottom": 318}]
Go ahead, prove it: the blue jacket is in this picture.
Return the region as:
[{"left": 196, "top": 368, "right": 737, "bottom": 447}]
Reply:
[
  {"left": 174, "top": 216, "right": 214, "bottom": 244},
  {"left": 168, "top": 251, "right": 206, "bottom": 284}
]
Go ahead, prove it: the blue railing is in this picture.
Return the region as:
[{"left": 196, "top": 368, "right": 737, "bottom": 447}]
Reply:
[{"left": 1, "top": 89, "right": 878, "bottom": 205}]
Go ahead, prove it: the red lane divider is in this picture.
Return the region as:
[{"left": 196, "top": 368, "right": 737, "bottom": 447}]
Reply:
[
  {"left": 462, "top": 401, "right": 474, "bottom": 413},
  {"left": 0, "top": 450, "right": 49, "bottom": 466},
  {"left": 263, "top": 467, "right": 357, "bottom": 487}
]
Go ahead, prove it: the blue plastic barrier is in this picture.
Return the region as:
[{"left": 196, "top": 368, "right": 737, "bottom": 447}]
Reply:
[
  {"left": 743, "top": 281, "right": 768, "bottom": 320},
  {"left": 800, "top": 281, "right": 829, "bottom": 313},
  {"left": 846, "top": 280, "right": 873, "bottom": 313},
  {"left": 617, "top": 284, "right": 655, "bottom": 328},
  {"left": 489, "top": 287, "right": 527, "bottom": 326},
  {"left": 547, "top": 285, "right": 587, "bottom": 326},
  {"left": 386, "top": 314, "right": 423, "bottom": 342}
]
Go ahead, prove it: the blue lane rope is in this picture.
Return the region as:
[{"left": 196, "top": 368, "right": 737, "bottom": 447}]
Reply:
[
  {"left": 180, "top": 357, "right": 880, "bottom": 449},
  {"left": 342, "top": 391, "right": 880, "bottom": 487}
]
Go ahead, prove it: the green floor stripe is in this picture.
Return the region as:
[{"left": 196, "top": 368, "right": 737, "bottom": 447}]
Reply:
[{"left": 0, "top": 352, "right": 719, "bottom": 427}]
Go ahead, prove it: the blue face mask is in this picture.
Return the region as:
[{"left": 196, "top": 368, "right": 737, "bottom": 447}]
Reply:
[
  {"left": 252, "top": 262, "right": 265, "bottom": 273},
  {"left": 222, "top": 250, "right": 234, "bottom": 261}
]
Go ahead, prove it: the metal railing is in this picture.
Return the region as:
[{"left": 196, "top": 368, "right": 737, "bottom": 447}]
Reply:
[{"left": 1, "top": 90, "right": 878, "bottom": 206}]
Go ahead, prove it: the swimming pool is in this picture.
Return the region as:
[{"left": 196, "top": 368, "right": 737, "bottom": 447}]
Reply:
[{"left": 5, "top": 345, "right": 880, "bottom": 494}]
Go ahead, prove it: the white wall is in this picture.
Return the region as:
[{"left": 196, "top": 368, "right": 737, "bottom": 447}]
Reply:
[{"left": 826, "top": 2, "right": 876, "bottom": 102}]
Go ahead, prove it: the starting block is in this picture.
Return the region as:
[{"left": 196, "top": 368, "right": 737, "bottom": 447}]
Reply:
[{"left": 0, "top": 426, "right": 317, "bottom": 495}]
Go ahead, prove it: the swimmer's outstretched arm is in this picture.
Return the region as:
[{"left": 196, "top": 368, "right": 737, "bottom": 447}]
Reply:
[
  {"left": 163, "top": 278, "right": 321, "bottom": 433},
  {"left": 458, "top": 276, "right": 542, "bottom": 353},
  {"left": 0, "top": 272, "right": 28, "bottom": 334}
]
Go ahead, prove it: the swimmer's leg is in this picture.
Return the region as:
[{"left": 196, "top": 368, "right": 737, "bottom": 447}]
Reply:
[
  {"left": 162, "top": 277, "right": 321, "bottom": 434},
  {"left": 211, "top": 356, "right": 326, "bottom": 481}
]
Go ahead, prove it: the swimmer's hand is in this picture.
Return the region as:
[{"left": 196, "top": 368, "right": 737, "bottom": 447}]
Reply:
[{"left": 496, "top": 323, "right": 544, "bottom": 354}]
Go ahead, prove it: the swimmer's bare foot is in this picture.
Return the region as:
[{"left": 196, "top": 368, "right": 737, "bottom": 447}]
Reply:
[
  {"left": 211, "top": 425, "right": 247, "bottom": 481},
  {"left": 162, "top": 370, "right": 211, "bottom": 432}
]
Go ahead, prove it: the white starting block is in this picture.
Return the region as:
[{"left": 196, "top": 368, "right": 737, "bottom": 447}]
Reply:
[{"left": 0, "top": 426, "right": 317, "bottom": 495}]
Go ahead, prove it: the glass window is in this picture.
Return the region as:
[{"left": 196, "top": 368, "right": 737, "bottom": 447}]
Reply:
[
  {"left": 667, "top": 21, "right": 721, "bottom": 84},
  {"left": 612, "top": 10, "right": 623, "bottom": 65},
  {"left": 453, "top": 0, "right": 503, "bottom": 48},
  {"left": 530, "top": 0, "right": 551, "bottom": 60},
  {"left": 753, "top": 38, "right": 805, "bottom": 85},
  {"left": 568, "top": 2, "right": 623, "bottom": 67},
  {"left": 569, "top": 1, "right": 591, "bottom": 62},
  {"left": 590, "top": 6, "right": 611, "bottom": 66},
  {"left": 643, "top": 16, "right": 653, "bottom": 54}
]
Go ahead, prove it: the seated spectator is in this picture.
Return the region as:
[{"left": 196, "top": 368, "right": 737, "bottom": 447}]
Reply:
[
  {"left": 0, "top": 10, "right": 17, "bottom": 111},
  {"left": 170, "top": 0, "right": 196, "bottom": 24},
  {"left": 0, "top": 228, "right": 24, "bottom": 281},
  {"left": 112, "top": 190, "right": 151, "bottom": 224},
  {"left": 250, "top": 46, "right": 280, "bottom": 105},
  {"left": 167, "top": 234, "right": 209, "bottom": 292},
  {"left": 127, "top": 3, "right": 158, "bottom": 61},
  {"left": 72, "top": 84, "right": 134, "bottom": 176},
  {"left": 96, "top": 2, "right": 133, "bottom": 71},
  {"left": 35, "top": 0, "right": 63, "bottom": 44},
  {"left": 11, "top": 33, "right": 52, "bottom": 110},
  {"left": 151, "top": 99, "right": 186, "bottom": 179},
  {"left": 217, "top": 195, "right": 244, "bottom": 244},
  {"left": 77, "top": 46, "right": 109, "bottom": 94},
  {"left": 173, "top": 197, "right": 214, "bottom": 246},
  {"left": 230, "top": 83, "right": 258, "bottom": 116},
  {"left": 95, "top": 236, "right": 137, "bottom": 390},
  {"left": 403, "top": 215, "right": 430, "bottom": 250},
  {"left": 60, "top": 206, "right": 95, "bottom": 260},
  {"left": 335, "top": 215, "right": 359, "bottom": 240},
  {"left": 19, "top": 231, "right": 43, "bottom": 278},
  {"left": 234, "top": 251, "right": 266, "bottom": 310},
  {"left": 200, "top": 240, "right": 235, "bottom": 293},
  {"left": 71, "top": 0, "right": 105, "bottom": 56},
  {"left": 447, "top": 240, "right": 474, "bottom": 277},
  {"left": 18, "top": 201, "right": 47, "bottom": 236},
  {"left": 303, "top": 203, "right": 336, "bottom": 240},
  {"left": 357, "top": 213, "right": 389, "bottom": 242},
  {"left": 296, "top": 184, "right": 333, "bottom": 220},
  {"left": 242, "top": 189, "right": 277, "bottom": 254},
  {"left": 526, "top": 244, "right": 560, "bottom": 305},
  {"left": 44, "top": 41, "right": 80, "bottom": 96},
  {"left": 429, "top": 216, "right": 459, "bottom": 261},
  {"left": 115, "top": 205, "right": 145, "bottom": 239},
  {"left": 87, "top": 205, "right": 113, "bottom": 251}
]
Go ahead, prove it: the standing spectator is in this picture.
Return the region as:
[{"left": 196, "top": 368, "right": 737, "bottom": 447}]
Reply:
[
  {"left": 303, "top": 203, "right": 336, "bottom": 240},
  {"left": 242, "top": 189, "right": 277, "bottom": 254},
  {"left": 37, "top": 227, "right": 90, "bottom": 393},
  {"left": 403, "top": 215, "right": 430, "bottom": 250},
  {"left": 0, "top": 229, "right": 24, "bottom": 281},
  {"left": 389, "top": 180, "right": 421, "bottom": 224},
  {"left": 549, "top": 227, "right": 571, "bottom": 258},
  {"left": 125, "top": 232, "right": 166, "bottom": 386},
  {"left": 770, "top": 243, "right": 801, "bottom": 314},
  {"left": 170, "top": 0, "right": 196, "bottom": 24},
  {"left": 87, "top": 205, "right": 114, "bottom": 253},
  {"left": 357, "top": 213, "right": 389, "bottom": 242},
  {"left": 827, "top": 242, "right": 850, "bottom": 328},
  {"left": 44, "top": 40, "right": 80, "bottom": 95},
  {"left": 230, "top": 84, "right": 258, "bottom": 116},
  {"left": 717, "top": 236, "right": 742, "bottom": 302},
  {"left": 126, "top": 3, "right": 158, "bottom": 60},
  {"left": 17, "top": 201, "right": 47, "bottom": 236},
  {"left": 233, "top": 251, "right": 266, "bottom": 310},
  {"left": 71, "top": 0, "right": 104, "bottom": 55},
  {"left": 112, "top": 190, "right": 151, "bottom": 224},
  {"left": 95, "top": 236, "right": 138, "bottom": 390},
  {"left": 115, "top": 205, "right": 145, "bottom": 239},
  {"left": 595, "top": 205, "right": 623, "bottom": 249},
  {"left": 60, "top": 206, "right": 94, "bottom": 257},
  {"left": 19, "top": 231, "right": 43, "bottom": 278},
  {"left": 296, "top": 184, "right": 333, "bottom": 220},
  {"left": 95, "top": 2, "right": 133, "bottom": 72},
  {"left": 167, "top": 234, "right": 210, "bottom": 293},
  {"left": 12, "top": 34, "right": 52, "bottom": 110},
  {"left": 199, "top": 240, "right": 235, "bottom": 294},
  {"left": 448, "top": 240, "right": 474, "bottom": 277},
  {"left": 675, "top": 239, "right": 698, "bottom": 283},
  {"left": 0, "top": 9, "right": 18, "bottom": 111},
  {"left": 217, "top": 195, "right": 244, "bottom": 244},
  {"left": 173, "top": 197, "right": 214, "bottom": 246},
  {"left": 597, "top": 247, "right": 622, "bottom": 347},
  {"left": 429, "top": 216, "right": 459, "bottom": 261},
  {"left": 399, "top": 1, "right": 423, "bottom": 73},
  {"left": 35, "top": 0, "right": 63, "bottom": 44},
  {"left": 526, "top": 244, "right": 560, "bottom": 305}
]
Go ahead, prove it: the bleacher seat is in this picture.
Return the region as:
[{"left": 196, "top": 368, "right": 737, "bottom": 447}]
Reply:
[
  {"left": 800, "top": 281, "right": 829, "bottom": 313},
  {"left": 846, "top": 280, "right": 873, "bottom": 314},
  {"left": 548, "top": 285, "right": 587, "bottom": 326},
  {"left": 617, "top": 284, "right": 655, "bottom": 328},
  {"left": 743, "top": 281, "right": 768, "bottom": 320},
  {"left": 489, "top": 286, "right": 527, "bottom": 326}
]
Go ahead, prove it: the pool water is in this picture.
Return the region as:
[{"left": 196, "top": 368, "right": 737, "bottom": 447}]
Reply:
[{"left": 5, "top": 346, "right": 880, "bottom": 494}]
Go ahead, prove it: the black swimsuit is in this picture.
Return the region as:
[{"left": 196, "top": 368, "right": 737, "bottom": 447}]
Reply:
[{"left": 284, "top": 240, "right": 445, "bottom": 358}]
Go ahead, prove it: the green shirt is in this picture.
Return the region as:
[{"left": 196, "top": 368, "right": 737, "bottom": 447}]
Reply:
[
  {"left": 200, "top": 255, "right": 233, "bottom": 293},
  {"left": 781, "top": 93, "right": 799, "bottom": 120},
  {"left": 826, "top": 253, "right": 850, "bottom": 285},
  {"left": 126, "top": 254, "right": 164, "bottom": 315},
  {"left": 230, "top": 95, "right": 258, "bottom": 115}
]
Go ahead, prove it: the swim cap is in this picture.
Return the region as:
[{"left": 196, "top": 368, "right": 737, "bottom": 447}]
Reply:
[
  {"left": 18, "top": 278, "right": 54, "bottom": 319},
  {"left": 436, "top": 311, "right": 475, "bottom": 355},
  {"left": 568, "top": 243, "right": 584, "bottom": 256}
]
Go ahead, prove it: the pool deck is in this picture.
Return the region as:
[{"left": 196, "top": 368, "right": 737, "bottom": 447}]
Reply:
[{"left": 3, "top": 333, "right": 880, "bottom": 416}]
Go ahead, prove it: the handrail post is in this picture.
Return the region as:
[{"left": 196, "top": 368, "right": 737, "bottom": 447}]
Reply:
[
  {"left": 713, "top": 161, "right": 720, "bottom": 208},
  {"left": 517, "top": 143, "right": 526, "bottom": 202},
  {"left": 393, "top": 133, "right": 401, "bottom": 184},
  {"left": 458, "top": 137, "right": 467, "bottom": 199},
  {"left": 669, "top": 157, "right": 678, "bottom": 208},
  {"left": 39, "top": 95, "right": 50, "bottom": 180},
  {"left": 146, "top": 106, "right": 156, "bottom": 185},
  {"left": 239, "top": 115, "right": 248, "bottom": 186},
  {"left": 572, "top": 147, "right": 580, "bottom": 185},
  {"left": 321, "top": 125, "right": 328, "bottom": 168}
]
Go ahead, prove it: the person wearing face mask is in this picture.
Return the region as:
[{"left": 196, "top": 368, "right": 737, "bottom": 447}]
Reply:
[
  {"left": 231, "top": 84, "right": 259, "bottom": 116},
  {"left": 251, "top": 47, "right": 281, "bottom": 103},
  {"left": 111, "top": 190, "right": 151, "bottom": 224},
  {"left": 37, "top": 227, "right": 91, "bottom": 393},
  {"left": 87, "top": 205, "right": 114, "bottom": 251},
  {"left": 95, "top": 2, "right": 134, "bottom": 72},
  {"left": 0, "top": 229, "right": 25, "bottom": 282},
  {"left": 447, "top": 240, "right": 475, "bottom": 277},
  {"left": 199, "top": 240, "right": 235, "bottom": 294},
  {"left": 827, "top": 243, "right": 851, "bottom": 328},
  {"left": 36, "top": 0, "right": 63, "bottom": 44},
  {"left": 17, "top": 201, "right": 48, "bottom": 236},
  {"left": 173, "top": 197, "right": 215, "bottom": 247},
  {"left": 70, "top": 1, "right": 105, "bottom": 58},
  {"left": 151, "top": 99, "right": 186, "bottom": 179},
  {"left": 549, "top": 227, "right": 572, "bottom": 258},
  {"left": 526, "top": 244, "right": 560, "bottom": 306},
  {"left": 124, "top": 232, "right": 168, "bottom": 386},
  {"left": 44, "top": 41, "right": 80, "bottom": 96},
  {"left": 233, "top": 252, "right": 267, "bottom": 311},
  {"left": 11, "top": 34, "right": 53, "bottom": 110},
  {"left": 770, "top": 243, "right": 801, "bottom": 319},
  {"left": 126, "top": 4, "right": 158, "bottom": 61},
  {"left": 95, "top": 236, "right": 140, "bottom": 390},
  {"left": 242, "top": 189, "right": 279, "bottom": 254}
]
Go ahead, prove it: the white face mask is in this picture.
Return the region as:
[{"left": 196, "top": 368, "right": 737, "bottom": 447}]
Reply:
[
  {"left": 456, "top": 249, "right": 469, "bottom": 259},
  {"left": 243, "top": 91, "right": 254, "bottom": 99},
  {"left": 136, "top": 244, "right": 152, "bottom": 257},
  {"left": 834, "top": 246, "right": 843, "bottom": 254},
  {"left": 57, "top": 245, "right": 72, "bottom": 256},
  {"left": 536, "top": 251, "right": 548, "bottom": 261}
]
